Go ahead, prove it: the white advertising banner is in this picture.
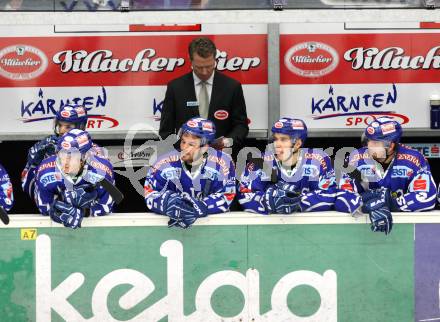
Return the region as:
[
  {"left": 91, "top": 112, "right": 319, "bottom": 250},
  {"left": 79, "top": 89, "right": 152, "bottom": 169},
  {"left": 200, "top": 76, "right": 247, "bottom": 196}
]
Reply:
[
  {"left": 280, "top": 22, "right": 440, "bottom": 131},
  {"left": 0, "top": 24, "right": 268, "bottom": 137}
]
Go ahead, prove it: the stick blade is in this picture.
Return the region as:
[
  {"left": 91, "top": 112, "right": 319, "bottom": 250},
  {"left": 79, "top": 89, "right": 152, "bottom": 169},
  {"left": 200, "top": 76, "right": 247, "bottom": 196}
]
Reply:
[{"left": 98, "top": 178, "right": 124, "bottom": 205}]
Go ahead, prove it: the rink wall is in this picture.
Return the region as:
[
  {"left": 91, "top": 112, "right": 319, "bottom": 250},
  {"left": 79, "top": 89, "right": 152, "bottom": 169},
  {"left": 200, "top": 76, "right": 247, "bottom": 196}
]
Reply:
[{"left": 1, "top": 212, "right": 440, "bottom": 321}]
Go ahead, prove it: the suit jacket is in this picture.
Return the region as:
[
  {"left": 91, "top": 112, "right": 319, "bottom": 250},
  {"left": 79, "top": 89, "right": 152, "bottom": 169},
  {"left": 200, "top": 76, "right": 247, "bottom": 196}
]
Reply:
[{"left": 159, "top": 71, "right": 249, "bottom": 146}]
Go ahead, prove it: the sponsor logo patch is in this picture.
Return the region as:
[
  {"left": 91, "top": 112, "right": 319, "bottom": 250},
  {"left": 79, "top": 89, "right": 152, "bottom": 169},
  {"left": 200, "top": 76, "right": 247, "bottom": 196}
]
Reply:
[{"left": 214, "top": 110, "right": 229, "bottom": 120}]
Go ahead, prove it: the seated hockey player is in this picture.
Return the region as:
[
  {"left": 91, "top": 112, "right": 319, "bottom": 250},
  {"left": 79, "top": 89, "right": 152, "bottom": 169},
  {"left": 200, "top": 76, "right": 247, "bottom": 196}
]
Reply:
[
  {"left": 0, "top": 163, "right": 13, "bottom": 214},
  {"left": 238, "top": 117, "right": 336, "bottom": 214},
  {"left": 144, "top": 117, "right": 236, "bottom": 229},
  {"left": 336, "top": 117, "right": 437, "bottom": 235},
  {"left": 22, "top": 104, "right": 106, "bottom": 200},
  {"left": 35, "top": 129, "right": 115, "bottom": 229}
]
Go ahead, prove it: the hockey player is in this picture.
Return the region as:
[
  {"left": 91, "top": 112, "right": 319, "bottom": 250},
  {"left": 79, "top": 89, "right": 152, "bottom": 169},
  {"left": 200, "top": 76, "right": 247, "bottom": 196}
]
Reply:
[
  {"left": 35, "top": 129, "right": 115, "bottom": 229},
  {"left": 0, "top": 164, "right": 13, "bottom": 213},
  {"left": 336, "top": 117, "right": 437, "bottom": 235},
  {"left": 238, "top": 118, "right": 336, "bottom": 214},
  {"left": 22, "top": 104, "right": 106, "bottom": 200},
  {"left": 144, "top": 117, "right": 236, "bottom": 229}
]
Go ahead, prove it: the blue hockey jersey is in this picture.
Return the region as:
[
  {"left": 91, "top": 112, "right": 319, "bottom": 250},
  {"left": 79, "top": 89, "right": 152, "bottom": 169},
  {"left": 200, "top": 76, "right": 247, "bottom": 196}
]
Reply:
[
  {"left": 0, "top": 164, "right": 13, "bottom": 212},
  {"left": 144, "top": 148, "right": 236, "bottom": 215},
  {"left": 35, "top": 155, "right": 115, "bottom": 217},
  {"left": 338, "top": 144, "right": 437, "bottom": 212},
  {"left": 22, "top": 135, "right": 107, "bottom": 200},
  {"left": 238, "top": 148, "right": 337, "bottom": 214}
]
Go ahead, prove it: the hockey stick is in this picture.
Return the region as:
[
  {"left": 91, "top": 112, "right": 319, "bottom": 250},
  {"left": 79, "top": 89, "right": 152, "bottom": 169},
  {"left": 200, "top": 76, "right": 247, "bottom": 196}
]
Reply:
[
  {"left": 0, "top": 206, "right": 10, "bottom": 225},
  {"left": 97, "top": 178, "right": 124, "bottom": 205}
]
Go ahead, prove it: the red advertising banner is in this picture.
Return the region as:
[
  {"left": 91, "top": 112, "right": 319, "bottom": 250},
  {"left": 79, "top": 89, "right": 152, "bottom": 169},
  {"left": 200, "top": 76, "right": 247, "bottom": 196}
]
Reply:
[
  {"left": 281, "top": 33, "right": 440, "bottom": 84},
  {"left": 0, "top": 34, "right": 267, "bottom": 87}
]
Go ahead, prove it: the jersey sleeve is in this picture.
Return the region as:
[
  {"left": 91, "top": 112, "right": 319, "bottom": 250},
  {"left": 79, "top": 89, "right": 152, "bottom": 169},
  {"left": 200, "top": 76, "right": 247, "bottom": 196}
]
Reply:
[
  {"left": 144, "top": 162, "right": 175, "bottom": 215},
  {"left": 238, "top": 160, "right": 272, "bottom": 214},
  {"left": 300, "top": 151, "right": 337, "bottom": 212},
  {"left": 393, "top": 166, "right": 437, "bottom": 212},
  {"left": 202, "top": 153, "right": 236, "bottom": 214},
  {"left": 35, "top": 168, "right": 57, "bottom": 217},
  {"left": 0, "top": 165, "right": 13, "bottom": 212},
  {"left": 89, "top": 160, "right": 115, "bottom": 216}
]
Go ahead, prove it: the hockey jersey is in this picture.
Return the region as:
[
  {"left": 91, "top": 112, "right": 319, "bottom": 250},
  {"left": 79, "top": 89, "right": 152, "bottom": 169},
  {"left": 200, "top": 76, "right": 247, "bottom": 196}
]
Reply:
[
  {"left": 338, "top": 144, "right": 437, "bottom": 212},
  {"left": 35, "top": 155, "right": 115, "bottom": 217},
  {"left": 144, "top": 148, "right": 236, "bottom": 215},
  {"left": 238, "top": 148, "right": 337, "bottom": 214}
]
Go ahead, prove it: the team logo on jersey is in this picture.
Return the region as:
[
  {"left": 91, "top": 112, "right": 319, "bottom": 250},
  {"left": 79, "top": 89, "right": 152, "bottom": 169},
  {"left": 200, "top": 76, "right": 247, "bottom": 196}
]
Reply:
[
  {"left": 411, "top": 174, "right": 429, "bottom": 192},
  {"left": 358, "top": 165, "right": 376, "bottom": 177},
  {"left": 203, "top": 167, "right": 219, "bottom": 181},
  {"left": 274, "top": 122, "right": 283, "bottom": 129},
  {"left": 284, "top": 41, "right": 339, "bottom": 78},
  {"left": 40, "top": 172, "right": 60, "bottom": 187},
  {"left": 339, "top": 178, "right": 353, "bottom": 191},
  {"left": 214, "top": 110, "right": 229, "bottom": 120},
  {"left": 161, "top": 168, "right": 181, "bottom": 180},
  {"left": 0, "top": 44, "right": 48, "bottom": 81},
  {"left": 391, "top": 166, "right": 413, "bottom": 178},
  {"left": 302, "top": 164, "right": 319, "bottom": 177},
  {"left": 366, "top": 126, "right": 375, "bottom": 135}
]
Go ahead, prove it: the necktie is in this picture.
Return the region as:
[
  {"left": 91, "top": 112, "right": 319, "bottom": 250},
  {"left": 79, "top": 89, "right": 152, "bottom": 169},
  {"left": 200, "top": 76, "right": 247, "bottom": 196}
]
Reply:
[{"left": 198, "top": 81, "right": 209, "bottom": 119}]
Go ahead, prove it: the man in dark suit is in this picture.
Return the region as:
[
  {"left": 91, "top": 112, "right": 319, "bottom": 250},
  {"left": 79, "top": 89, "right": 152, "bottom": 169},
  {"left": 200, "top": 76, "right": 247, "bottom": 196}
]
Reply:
[{"left": 159, "top": 37, "right": 249, "bottom": 151}]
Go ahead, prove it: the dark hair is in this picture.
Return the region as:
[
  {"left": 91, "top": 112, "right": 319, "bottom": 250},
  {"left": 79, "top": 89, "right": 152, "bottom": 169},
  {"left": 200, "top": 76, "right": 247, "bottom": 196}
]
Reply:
[{"left": 188, "top": 37, "right": 217, "bottom": 60}]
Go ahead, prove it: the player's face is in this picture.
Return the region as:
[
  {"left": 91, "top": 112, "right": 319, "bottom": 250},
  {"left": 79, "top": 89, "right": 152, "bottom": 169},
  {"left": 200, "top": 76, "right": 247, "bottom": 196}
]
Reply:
[
  {"left": 57, "top": 151, "right": 83, "bottom": 176},
  {"left": 367, "top": 140, "right": 389, "bottom": 162},
  {"left": 191, "top": 53, "right": 216, "bottom": 82},
  {"left": 180, "top": 132, "right": 204, "bottom": 163},
  {"left": 57, "top": 121, "right": 77, "bottom": 135},
  {"left": 273, "top": 133, "right": 297, "bottom": 162}
]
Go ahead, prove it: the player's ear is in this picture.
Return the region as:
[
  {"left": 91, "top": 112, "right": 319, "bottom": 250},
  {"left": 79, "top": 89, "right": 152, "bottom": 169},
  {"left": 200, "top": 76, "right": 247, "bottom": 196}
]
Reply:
[{"left": 294, "top": 139, "right": 302, "bottom": 150}]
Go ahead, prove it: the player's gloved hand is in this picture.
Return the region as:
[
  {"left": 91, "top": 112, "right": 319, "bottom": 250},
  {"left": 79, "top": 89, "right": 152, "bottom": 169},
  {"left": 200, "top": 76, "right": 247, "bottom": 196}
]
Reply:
[
  {"left": 275, "top": 181, "right": 300, "bottom": 196},
  {"left": 265, "top": 186, "right": 301, "bottom": 214},
  {"left": 369, "top": 206, "right": 393, "bottom": 235},
  {"left": 63, "top": 185, "right": 98, "bottom": 209},
  {"left": 334, "top": 191, "right": 363, "bottom": 217},
  {"left": 162, "top": 191, "right": 182, "bottom": 219},
  {"left": 178, "top": 195, "right": 208, "bottom": 224},
  {"left": 27, "top": 135, "right": 58, "bottom": 166},
  {"left": 361, "top": 188, "right": 392, "bottom": 213},
  {"left": 52, "top": 201, "right": 84, "bottom": 229}
]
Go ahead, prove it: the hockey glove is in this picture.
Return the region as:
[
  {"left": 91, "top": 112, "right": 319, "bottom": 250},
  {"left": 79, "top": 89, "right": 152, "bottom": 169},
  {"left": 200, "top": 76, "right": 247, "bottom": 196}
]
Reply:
[
  {"left": 361, "top": 188, "right": 392, "bottom": 213},
  {"left": 369, "top": 206, "right": 393, "bottom": 235},
  {"left": 63, "top": 185, "right": 98, "bottom": 209},
  {"left": 168, "top": 195, "right": 209, "bottom": 229},
  {"left": 275, "top": 181, "right": 300, "bottom": 196},
  {"left": 265, "top": 186, "right": 301, "bottom": 214},
  {"left": 52, "top": 201, "right": 84, "bottom": 229},
  {"left": 27, "top": 135, "right": 58, "bottom": 166}
]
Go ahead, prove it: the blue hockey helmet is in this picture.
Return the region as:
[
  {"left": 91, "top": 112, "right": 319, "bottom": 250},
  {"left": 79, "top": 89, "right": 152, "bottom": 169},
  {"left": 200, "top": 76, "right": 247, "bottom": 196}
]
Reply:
[
  {"left": 271, "top": 118, "right": 308, "bottom": 145},
  {"left": 179, "top": 117, "right": 216, "bottom": 146},
  {"left": 54, "top": 104, "right": 88, "bottom": 134},
  {"left": 57, "top": 129, "right": 93, "bottom": 155},
  {"left": 363, "top": 117, "right": 402, "bottom": 144}
]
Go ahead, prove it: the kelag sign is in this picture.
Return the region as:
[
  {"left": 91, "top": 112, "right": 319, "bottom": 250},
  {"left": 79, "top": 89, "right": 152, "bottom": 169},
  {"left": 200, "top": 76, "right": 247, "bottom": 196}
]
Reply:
[{"left": 0, "top": 224, "right": 414, "bottom": 321}]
